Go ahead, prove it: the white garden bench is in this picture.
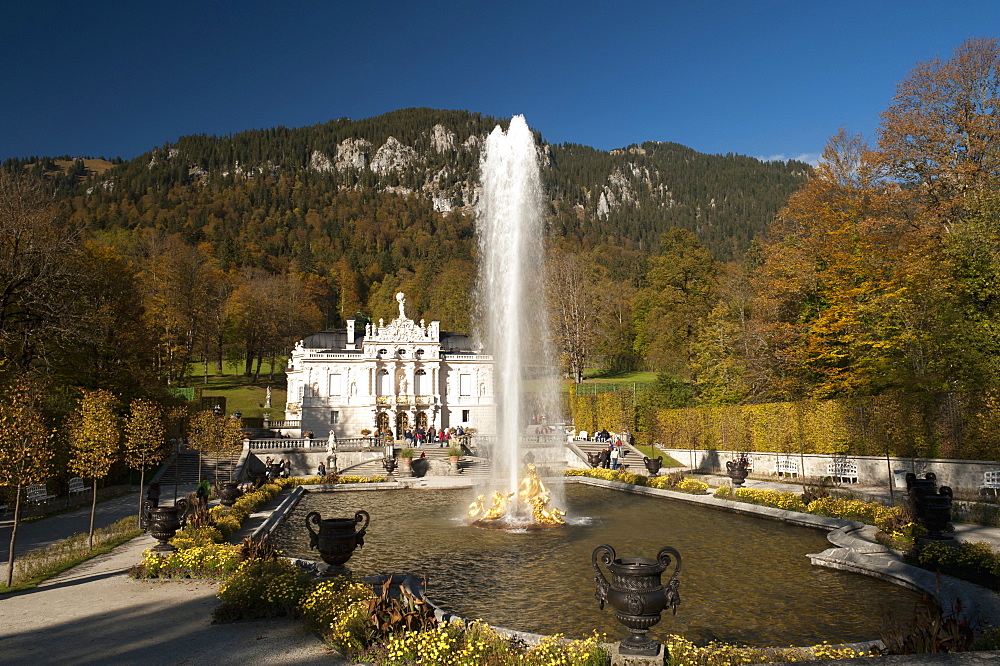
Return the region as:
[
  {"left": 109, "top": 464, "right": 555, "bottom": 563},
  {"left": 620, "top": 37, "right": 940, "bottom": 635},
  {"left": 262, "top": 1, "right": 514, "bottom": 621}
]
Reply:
[
  {"left": 979, "top": 470, "right": 1000, "bottom": 497},
  {"left": 774, "top": 459, "right": 799, "bottom": 478},
  {"left": 26, "top": 484, "right": 55, "bottom": 505},
  {"left": 68, "top": 477, "right": 90, "bottom": 496},
  {"left": 827, "top": 460, "right": 859, "bottom": 484}
]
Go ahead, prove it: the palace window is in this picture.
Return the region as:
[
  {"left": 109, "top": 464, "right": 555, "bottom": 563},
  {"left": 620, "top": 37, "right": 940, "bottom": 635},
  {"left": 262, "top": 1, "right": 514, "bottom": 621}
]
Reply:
[
  {"left": 459, "top": 374, "right": 472, "bottom": 396},
  {"left": 330, "top": 411, "right": 340, "bottom": 424},
  {"left": 329, "top": 374, "right": 343, "bottom": 396}
]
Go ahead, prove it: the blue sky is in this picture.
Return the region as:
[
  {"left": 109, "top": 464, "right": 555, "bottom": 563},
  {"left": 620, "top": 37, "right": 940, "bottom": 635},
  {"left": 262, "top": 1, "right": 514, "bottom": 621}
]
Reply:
[{"left": 3, "top": 1, "right": 996, "bottom": 164}]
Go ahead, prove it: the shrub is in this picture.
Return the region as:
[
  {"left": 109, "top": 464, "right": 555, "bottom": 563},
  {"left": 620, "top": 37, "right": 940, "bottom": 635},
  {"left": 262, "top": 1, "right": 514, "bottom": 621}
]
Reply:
[
  {"left": 299, "top": 575, "right": 376, "bottom": 652},
  {"left": 713, "top": 485, "right": 732, "bottom": 499},
  {"left": 137, "top": 544, "right": 241, "bottom": 579},
  {"left": 215, "top": 558, "right": 311, "bottom": 621},
  {"left": 806, "top": 496, "right": 900, "bottom": 526},
  {"left": 735, "top": 488, "right": 806, "bottom": 512},
  {"left": 170, "top": 525, "right": 223, "bottom": 550},
  {"left": 358, "top": 620, "right": 609, "bottom": 666},
  {"left": 677, "top": 478, "right": 709, "bottom": 494}
]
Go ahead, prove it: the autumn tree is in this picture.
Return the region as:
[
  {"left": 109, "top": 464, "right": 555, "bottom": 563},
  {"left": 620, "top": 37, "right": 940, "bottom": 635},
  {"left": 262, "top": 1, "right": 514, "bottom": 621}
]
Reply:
[
  {"left": 547, "top": 250, "right": 600, "bottom": 382},
  {"left": 137, "top": 233, "right": 218, "bottom": 386},
  {"left": 878, "top": 36, "right": 1000, "bottom": 224},
  {"left": 186, "top": 409, "right": 243, "bottom": 483},
  {"left": 0, "top": 378, "right": 54, "bottom": 587},
  {"left": 0, "top": 170, "right": 81, "bottom": 375},
  {"left": 122, "top": 399, "right": 166, "bottom": 521},
  {"left": 632, "top": 229, "right": 719, "bottom": 376},
  {"left": 68, "top": 389, "right": 120, "bottom": 549}
]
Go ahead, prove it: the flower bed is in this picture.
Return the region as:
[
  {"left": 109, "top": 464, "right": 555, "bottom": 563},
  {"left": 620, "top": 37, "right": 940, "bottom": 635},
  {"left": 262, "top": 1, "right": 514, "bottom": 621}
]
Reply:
[
  {"left": 132, "top": 475, "right": 386, "bottom": 580},
  {"left": 564, "top": 468, "right": 708, "bottom": 494}
]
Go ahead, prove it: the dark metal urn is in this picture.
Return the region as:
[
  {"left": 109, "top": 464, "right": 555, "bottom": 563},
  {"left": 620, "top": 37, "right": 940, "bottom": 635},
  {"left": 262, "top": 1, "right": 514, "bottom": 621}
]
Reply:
[
  {"left": 218, "top": 481, "right": 243, "bottom": 507},
  {"left": 587, "top": 452, "right": 603, "bottom": 468},
  {"left": 147, "top": 499, "right": 189, "bottom": 552},
  {"left": 726, "top": 457, "right": 749, "bottom": 487},
  {"left": 382, "top": 457, "right": 397, "bottom": 476},
  {"left": 906, "top": 472, "right": 954, "bottom": 539},
  {"left": 643, "top": 456, "right": 664, "bottom": 477},
  {"left": 305, "top": 510, "right": 370, "bottom": 574},
  {"left": 593, "top": 543, "right": 681, "bottom": 657}
]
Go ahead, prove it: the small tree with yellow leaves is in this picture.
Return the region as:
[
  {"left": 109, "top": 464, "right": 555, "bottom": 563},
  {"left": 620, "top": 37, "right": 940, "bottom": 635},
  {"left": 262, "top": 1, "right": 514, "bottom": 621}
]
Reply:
[
  {"left": 0, "top": 378, "right": 55, "bottom": 587},
  {"left": 68, "top": 389, "right": 120, "bottom": 550},
  {"left": 123, "top": 399, "right": 166, "bottom": 522}
]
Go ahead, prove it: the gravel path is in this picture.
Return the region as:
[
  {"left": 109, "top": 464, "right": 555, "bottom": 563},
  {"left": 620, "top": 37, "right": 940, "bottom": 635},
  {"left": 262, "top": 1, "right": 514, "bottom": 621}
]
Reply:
[{"left": 0, "top": 533, "right": 346, "bottom": 665}]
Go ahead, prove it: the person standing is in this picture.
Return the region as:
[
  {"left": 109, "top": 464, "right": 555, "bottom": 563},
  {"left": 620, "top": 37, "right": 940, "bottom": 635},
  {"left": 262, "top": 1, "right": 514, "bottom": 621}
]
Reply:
[
  {"left": 317, "top": 461, "right": 326, "bottom": 477},
  {"left": 610, "top": 444, "right": 620, "bottom": 470}
]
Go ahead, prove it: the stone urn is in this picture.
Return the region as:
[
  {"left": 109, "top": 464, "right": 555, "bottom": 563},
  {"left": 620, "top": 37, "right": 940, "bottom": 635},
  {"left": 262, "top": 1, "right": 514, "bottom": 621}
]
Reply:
[
  {"left": 726, "top": 457, "right": 749, "bottom": 487},
  {"left": 907, "top": 472, "right": 953, "bottom": 539},
  {"left": 306, "top": 510, "right": 370, "bottom": 574},
  {"left": 587, "top": 452, "right": 602, "bottom": 468},
  {"left": 594, "top": 544, "right": 681, "bottom": 657},
  {"left": 643, "top": 456, "right": 664, "bottom": 477},
  {"left": 218, "top": 481, "right": 243, "bottom": 507},
  {"left": 147, "top": 499, "right": 189, "bottom": 553},
  {"left": 398, "top": 456, "right": 413, "bottom": 477},
  {"left": 382, "top": 457, "right": 397, "bottom": 477}
]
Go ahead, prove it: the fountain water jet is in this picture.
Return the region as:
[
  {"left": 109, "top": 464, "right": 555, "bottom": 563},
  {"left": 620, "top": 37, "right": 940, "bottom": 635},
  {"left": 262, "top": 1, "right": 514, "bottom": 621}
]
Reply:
[{"left": 473, "top": 115, "right": 563, "bottom": 526}]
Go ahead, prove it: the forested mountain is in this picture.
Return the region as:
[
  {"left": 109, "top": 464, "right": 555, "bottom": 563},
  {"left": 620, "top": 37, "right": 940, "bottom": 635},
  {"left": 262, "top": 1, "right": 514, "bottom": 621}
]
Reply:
[
  {"left": 25, "top": 107, "right": 808, "bottom": 263},
  {"left": 0, "top": 107, "right": 810, "bottom": 395}
]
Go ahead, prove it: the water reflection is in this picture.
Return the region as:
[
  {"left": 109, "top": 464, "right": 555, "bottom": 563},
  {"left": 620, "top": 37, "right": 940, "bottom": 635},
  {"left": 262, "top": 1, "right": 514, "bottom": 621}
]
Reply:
[{"left": 273, "top": 484, "right": 918, "bottom": 646}]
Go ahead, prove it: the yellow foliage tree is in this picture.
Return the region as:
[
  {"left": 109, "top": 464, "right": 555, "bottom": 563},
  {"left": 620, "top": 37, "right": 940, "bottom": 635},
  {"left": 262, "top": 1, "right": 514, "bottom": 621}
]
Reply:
[
  {"left": 122, "top": 399, "right": 166, "bottom": 521},
  {"left": 68, "top": 389, "right": 120, "bottom": 549},
  {"left": 0, "top": 378, "right": 55, "bottom": 587}
]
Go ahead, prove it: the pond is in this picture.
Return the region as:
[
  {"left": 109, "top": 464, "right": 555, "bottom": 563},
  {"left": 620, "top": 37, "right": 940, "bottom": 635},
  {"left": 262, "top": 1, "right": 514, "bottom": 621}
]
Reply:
[{"left": 273, "top": 483, "right": 919, "bottom": 646}]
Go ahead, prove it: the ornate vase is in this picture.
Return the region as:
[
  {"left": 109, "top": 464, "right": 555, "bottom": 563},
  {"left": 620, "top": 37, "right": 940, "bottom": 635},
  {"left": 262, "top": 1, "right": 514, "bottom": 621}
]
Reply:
[
  {"left": 382, "top": 457, "right": 397, "bottom": 476},
  {"left": 306, "top": 510, "right": 370, "bottom": 573},
  {"left": 587, "top": 452, "right": 602, "bottom": 468},
  {"left": 218, "top": 481, "right": 242, "bottom": 507},
  {"left": 726, "top": 458, "right": 749, "bottom": 487},
  {"left": 643, "top": 456, "right": 663, "bottom": 477},
  {"left": 593, "top": 543, "right": 682, "bottom": 657},
  {"left": 147, "top": 499, "right": 189, "bottom": 553}
]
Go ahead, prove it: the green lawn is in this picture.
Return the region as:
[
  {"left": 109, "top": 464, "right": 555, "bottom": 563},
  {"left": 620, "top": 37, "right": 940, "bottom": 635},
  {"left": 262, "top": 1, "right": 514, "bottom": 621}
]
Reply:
[
  {"left": 581, "top": 368, "right": 657, "bottom": 383},
  {"left": 184, "top": 360, "right": 287, "bottom": 419}
]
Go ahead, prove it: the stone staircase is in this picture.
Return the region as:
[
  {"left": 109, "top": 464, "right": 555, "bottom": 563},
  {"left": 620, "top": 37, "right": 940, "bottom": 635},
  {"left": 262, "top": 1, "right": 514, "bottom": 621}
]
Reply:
[
  {"left": 569, "top": 438, "right": 653, "bottom": 475},
  {"left": 155, "top": 449, "right": 241, "bottom": 485},
  {"left": 342, "top": 446, "right": 492, "bottom": 478}
]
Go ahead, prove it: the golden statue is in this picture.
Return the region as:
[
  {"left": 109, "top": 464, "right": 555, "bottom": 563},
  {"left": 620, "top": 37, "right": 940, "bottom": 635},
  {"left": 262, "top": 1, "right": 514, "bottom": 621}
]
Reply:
[
  {"left": 518, "top": 463, "right": 550, "bottom": 504},
  {"left": 483, "top": 491, "right": 514, "bottom": 520},
  {"left": 467, "top": 494, "right": 487, "bottom": 520},
  {"left": 528, "top": 495, "right": 566, "bottom": 525},
  {"left": 467, "top": 463, "right": 566, "bottom": 526}
]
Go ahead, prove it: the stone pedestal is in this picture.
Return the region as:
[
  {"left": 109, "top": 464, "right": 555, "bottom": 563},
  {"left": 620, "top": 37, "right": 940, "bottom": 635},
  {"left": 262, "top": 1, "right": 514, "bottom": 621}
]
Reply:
[{"left": 612, "top": 643, "right": 664, "bottom": 666}]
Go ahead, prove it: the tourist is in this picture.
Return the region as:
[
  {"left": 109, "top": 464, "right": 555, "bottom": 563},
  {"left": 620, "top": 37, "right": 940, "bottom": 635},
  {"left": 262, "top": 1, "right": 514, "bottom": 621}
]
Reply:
[
  {"left": 610, "top": 445, "right": 620, "bottom": 470},
  {"left": 146, "top": 482, "right": 160, "bottom": 507},
  {"left": 456, "top": 425, "right": 465, "bottom": 436},
  {"left": 317, "top": 462, "right": 326, "bottom": 476},
  {"left": 282, "top": 459, "right": 291, "bottom": 478},
  {"left": 600, "top": 446, "right": 611, "bottom": 469},
  {"left": 438, "top": 428, "right": 446, "bottom": 446}
]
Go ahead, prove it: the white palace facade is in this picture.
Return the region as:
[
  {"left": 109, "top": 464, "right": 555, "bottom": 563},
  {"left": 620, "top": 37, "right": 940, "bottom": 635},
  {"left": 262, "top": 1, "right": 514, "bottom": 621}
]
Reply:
[{"left": 284, "top": 293, "right": 495, "bottom": 439}]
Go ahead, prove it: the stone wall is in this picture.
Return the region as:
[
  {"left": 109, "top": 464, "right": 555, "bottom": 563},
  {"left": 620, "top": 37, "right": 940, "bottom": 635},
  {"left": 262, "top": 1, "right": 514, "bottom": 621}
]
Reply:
[{"left": 661, "top": 447, "right": 1000, "bottom": 496}]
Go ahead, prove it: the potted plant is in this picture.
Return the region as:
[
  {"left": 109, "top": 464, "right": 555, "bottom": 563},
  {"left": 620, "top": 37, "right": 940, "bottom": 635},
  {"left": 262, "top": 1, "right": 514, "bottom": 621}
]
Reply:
[
  {"left": 398, "top": 447, "right": 415, "bottom": 477},
  {"left": 447, "top": 446, "right": 463, "bottom": 475}
]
